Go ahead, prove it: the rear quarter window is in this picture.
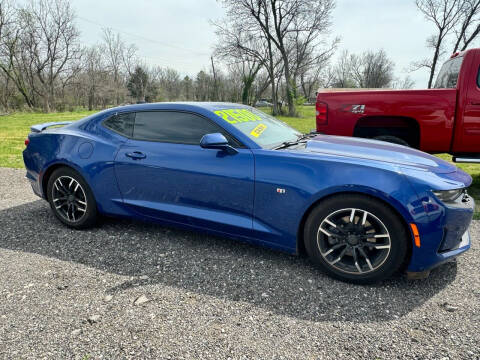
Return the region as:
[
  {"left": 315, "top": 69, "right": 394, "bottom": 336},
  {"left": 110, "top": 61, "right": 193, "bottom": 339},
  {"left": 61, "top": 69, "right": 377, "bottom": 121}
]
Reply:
[
  {"left": 103, "top": 112, "right": 135, "bottom": 137},
  {"left": 434, "top": 56, "right": 463, "bottom": 89}
]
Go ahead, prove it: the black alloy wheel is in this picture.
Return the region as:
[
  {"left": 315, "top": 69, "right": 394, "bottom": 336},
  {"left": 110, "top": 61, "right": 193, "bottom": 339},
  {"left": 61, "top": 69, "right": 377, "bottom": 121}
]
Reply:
[{"left": 47, "top": 167, "right": 98, "bottom": 229}]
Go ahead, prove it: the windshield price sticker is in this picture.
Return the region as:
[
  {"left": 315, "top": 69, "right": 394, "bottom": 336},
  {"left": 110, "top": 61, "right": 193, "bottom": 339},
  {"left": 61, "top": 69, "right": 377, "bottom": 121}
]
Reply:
[
  {"left": 250, "top": 124, "right": 267, "bottom": 137},
  {"left": 214, "top": 109, "right": 262, "bottom": 124}
]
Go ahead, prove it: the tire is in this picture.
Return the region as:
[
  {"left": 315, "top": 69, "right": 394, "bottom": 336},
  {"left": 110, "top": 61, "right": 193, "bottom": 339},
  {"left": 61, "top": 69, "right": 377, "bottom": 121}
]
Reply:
[
  {"left": 304, "top": 194, "right": 408, "bottom": 284},
  {"left": 373, "top": 135, "right": 410, "bottom": 147},
  {"left": 47, "top": 167, "right": 98, "bottom": 229}
]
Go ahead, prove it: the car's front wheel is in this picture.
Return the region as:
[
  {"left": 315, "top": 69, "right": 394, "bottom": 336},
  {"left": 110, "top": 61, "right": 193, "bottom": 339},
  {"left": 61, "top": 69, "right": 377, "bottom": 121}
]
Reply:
[
  {"left": 304, "top": 194, "right": 408, "bottom": 284},
  {"left": 47, "top": 167, "right": 98, "bottom": 229}
]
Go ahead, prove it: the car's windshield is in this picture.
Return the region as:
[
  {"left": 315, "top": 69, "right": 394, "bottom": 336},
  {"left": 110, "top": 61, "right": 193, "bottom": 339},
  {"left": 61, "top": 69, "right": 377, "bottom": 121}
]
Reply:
[
  {"left": 434, "top": 56, "right": 463, "bottom": 88},
  {"left": 212, "top": 107, "right": 300, "bottom": 149}
]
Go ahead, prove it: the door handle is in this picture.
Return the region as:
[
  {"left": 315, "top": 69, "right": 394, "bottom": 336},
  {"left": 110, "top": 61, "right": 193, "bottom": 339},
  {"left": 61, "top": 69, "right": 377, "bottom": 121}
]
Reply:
[
  {"left": 125, "top": 151, "right": 146, "bottom": 160},
  {"left": 470, "top": 102, "right": 480, "bottom": 105}
]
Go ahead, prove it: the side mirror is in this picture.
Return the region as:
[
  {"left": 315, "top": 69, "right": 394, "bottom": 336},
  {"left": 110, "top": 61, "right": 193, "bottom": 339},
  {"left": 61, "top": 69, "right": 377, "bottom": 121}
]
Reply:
[{"left": 200, "top": 133, "right": 238, "bottom": 155}]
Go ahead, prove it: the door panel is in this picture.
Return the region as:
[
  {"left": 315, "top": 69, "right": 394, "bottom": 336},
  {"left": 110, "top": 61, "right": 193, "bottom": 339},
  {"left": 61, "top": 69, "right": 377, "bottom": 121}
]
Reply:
[
  {"left": 461, "top": 103, "right": 480, "bottom": 152},
  {"left": 455, "top": 51, "right": 480, "bottom": 153},
  {"left": 114, "top": 140, "right": 255, "bottom": 235}
]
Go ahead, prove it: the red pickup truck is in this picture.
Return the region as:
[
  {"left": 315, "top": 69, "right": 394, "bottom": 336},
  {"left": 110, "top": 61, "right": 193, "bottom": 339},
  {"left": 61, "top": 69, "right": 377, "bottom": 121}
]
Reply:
[{"left": 315, "top": 48, "right": 480, "bottom": 162}]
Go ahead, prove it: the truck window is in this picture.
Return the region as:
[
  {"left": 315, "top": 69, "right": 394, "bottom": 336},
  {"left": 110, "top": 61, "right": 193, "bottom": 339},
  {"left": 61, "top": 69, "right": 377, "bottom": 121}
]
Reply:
[{"left": 434, "top": 56, "right": 463, "bottom": 89}]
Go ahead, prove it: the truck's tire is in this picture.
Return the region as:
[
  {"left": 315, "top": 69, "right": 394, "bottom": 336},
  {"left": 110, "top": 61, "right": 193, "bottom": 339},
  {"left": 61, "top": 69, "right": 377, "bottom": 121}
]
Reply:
[{"left": 373, "top": 135, "right": 410, "bottom": 147}]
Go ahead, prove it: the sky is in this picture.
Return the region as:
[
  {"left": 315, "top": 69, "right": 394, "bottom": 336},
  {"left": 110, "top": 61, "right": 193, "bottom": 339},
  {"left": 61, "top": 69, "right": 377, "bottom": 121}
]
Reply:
[{"left": 68, "top": 0, "right": 457, "bottom": 89}]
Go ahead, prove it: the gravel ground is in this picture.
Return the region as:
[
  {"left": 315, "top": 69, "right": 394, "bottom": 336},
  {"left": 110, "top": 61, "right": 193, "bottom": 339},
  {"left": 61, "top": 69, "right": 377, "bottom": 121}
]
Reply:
[{"left": 0, "top": 167, "right": 479, "bottom": 359}]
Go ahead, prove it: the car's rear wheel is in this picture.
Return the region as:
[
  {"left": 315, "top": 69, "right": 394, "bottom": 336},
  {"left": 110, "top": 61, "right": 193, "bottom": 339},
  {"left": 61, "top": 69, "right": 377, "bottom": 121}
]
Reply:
[
  {"left": 47, "top": 167, "right": 97, "bottom": 229},
  {"left": 304, "top": 194, "right": 408, "bottom": 284}
]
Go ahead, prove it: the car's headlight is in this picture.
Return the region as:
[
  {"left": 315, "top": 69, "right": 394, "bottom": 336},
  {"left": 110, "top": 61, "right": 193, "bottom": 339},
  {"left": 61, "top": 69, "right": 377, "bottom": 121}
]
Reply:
[{"left": 432, "top": 189, "right": 464, "bottom": 203}]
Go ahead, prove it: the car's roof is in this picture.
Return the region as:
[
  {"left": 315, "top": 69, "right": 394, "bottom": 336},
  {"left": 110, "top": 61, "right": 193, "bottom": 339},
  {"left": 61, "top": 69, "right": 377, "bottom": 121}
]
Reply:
[
  {"left": 104, "top": 102, "right": 250, "bottom": 114},
  {"left": 73, "top": 101, "right": 265, "bottom": 151}
]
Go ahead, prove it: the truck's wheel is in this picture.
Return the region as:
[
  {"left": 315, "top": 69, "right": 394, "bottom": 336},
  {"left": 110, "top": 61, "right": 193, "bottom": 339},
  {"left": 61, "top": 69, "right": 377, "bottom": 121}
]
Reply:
[{"left": 373, "top": 135, "right": 410, "bottom": 147}]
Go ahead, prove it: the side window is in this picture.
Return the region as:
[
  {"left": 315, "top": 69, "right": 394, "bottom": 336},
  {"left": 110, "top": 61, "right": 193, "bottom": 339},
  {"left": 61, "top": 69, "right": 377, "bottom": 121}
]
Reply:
[
  {"left": 103, "top": 112, "right": 135, "bottom": 137},
  {"left": 477, "top": 66, "right": 480, "bottom": 88},
  {"left": 133, "top": 111, "right": 241, "bottom": 146},
  {"left": 434, "top": 57, "right": 463, "bottom": 88},
  {"left": 446, "top": 58, "right": 462, "bottom": 88}
]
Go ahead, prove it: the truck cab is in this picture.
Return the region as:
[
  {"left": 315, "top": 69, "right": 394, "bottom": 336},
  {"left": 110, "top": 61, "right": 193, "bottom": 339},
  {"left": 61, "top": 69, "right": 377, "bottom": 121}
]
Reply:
[{"left": 315, "top": 48, "right": 480, "bottom": 161}]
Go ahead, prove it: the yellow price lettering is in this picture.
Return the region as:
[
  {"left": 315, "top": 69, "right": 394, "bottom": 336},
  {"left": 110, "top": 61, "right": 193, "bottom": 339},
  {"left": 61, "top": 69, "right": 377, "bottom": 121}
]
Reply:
[
  {"left": 250, "top": 124, "right": 267, "bottom": 137},
  {"left": 214, "top": 109, "right": 262, "bottom": 124},
  {"left": 214, "top": 110, "right": 237, "bottom": 124}
]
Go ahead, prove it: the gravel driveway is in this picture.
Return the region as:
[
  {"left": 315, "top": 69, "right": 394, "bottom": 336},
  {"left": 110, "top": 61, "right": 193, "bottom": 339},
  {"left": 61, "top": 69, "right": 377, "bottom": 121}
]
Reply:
[{"left": 0, "top": 167, "right": 479, "bottom": 359}]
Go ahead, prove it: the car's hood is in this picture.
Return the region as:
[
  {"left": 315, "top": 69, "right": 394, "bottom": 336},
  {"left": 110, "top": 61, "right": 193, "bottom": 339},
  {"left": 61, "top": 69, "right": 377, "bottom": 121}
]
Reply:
[{"left": 300, "top": 135, "right": 457, "bottom": 174}]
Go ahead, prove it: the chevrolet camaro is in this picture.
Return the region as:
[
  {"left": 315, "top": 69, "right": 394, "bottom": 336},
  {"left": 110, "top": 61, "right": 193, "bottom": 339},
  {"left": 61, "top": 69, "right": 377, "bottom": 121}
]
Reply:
[{"left": 23, "top": 102, "right": 473, "bottom": 283}]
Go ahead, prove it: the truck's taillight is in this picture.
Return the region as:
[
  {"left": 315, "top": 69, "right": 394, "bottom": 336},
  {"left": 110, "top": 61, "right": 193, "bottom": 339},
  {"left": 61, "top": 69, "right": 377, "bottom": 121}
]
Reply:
[
  {"left": 316, "top": 102, "right": 328, "bottom": 126},
  {"left": 24, "top": 138, "right": 30, "bottom": 146}
]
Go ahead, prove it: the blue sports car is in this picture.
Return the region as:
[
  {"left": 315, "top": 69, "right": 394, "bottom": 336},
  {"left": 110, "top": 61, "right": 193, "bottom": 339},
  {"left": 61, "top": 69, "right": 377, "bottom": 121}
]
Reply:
[{"left": 23, "top": 102, "right": 473, "bottom": 283}]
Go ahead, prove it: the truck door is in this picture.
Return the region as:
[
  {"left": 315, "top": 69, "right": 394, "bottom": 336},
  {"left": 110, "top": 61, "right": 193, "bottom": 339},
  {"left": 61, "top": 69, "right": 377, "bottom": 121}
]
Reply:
[{"left": 454, "top": 51, "right": 480, "bottom": 153}]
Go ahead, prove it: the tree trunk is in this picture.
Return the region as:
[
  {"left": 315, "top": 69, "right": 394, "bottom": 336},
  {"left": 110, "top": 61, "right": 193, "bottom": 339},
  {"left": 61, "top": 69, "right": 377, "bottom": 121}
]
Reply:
[
  {"left": 88, "top": 87, "right": 94, "bottom": 111},
  {"left": 267, "top": 45, "right": 279, "bottom": 115},
  {"left": 211, "top": 56, "right": 218, "bottom": 101},
  {"left": 428, "top": 33, "right": 443, "bottom": 89},
  {"left": 242, "top": 64, "right": 262, "bottom": 105},
  {"left": 283, "top": 57, "right": 297, "bottom": 116},
  {"left": 241, "top": 75, "right": 254, "bottom": 105}
]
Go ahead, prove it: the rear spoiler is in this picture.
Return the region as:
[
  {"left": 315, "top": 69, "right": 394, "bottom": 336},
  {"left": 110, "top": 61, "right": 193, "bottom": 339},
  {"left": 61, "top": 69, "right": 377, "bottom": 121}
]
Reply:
[{"left": 30, "top": 121, "right": 73, "bottom": 133}]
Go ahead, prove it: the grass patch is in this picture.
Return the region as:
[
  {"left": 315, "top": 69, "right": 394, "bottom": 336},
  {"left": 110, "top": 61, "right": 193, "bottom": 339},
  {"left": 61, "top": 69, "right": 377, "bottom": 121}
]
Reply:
[
  {"left": 436, "top": 154, "right": 480, "bottom": 218},
  {"left": 273, "top": 105, "right": 316, "bottom": 134},
  {"left": 0, "top": 111, "right": 95, "bottom": 168},
  {"left": 1, "top": 105, "right": 479, "bottom": 217}
]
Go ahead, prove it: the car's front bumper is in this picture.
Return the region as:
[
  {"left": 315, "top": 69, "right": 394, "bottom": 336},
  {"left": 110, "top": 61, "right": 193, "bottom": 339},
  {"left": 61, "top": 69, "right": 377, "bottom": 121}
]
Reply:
[{"left": 407, "top": 193, "right": 473, "bottom": 273}]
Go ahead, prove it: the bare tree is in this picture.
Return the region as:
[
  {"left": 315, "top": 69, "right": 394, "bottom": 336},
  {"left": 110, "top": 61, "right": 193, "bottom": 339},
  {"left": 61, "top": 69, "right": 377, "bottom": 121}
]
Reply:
[
  {"left": 289, "top": 11, "right": 339, "bottom": 99},
  {"left": 452, "top": 0, "right": 480, "bottom": 52},
  {"left": 251, "top": 70, "right": 272, "bottom": 104},
  {"left": 194, "top": 70, "right": 213, "bottom": 101},
  {"left": 300, "top": 65, "right": 325, "bottom": 100},
  {"left": 0, "top": 0, "right": 81, "bottom": 110},
  {"left": 0, "top": 1, "right": 15, "bottom": 111},
  {"left": 331, "top": 50, "right": 355, "bottom": 88},
  {"left": 81, "top": 45, "right": 109, "bottom": 110},
  {"left": 214, "top": 26, "right": 264, "bottom": 106},
  {"left": 0, "top": 0, "right": 36, "bottom": 108},
  {"left": 314, "top": 65, "right": 336, "bottom": 90},
  {"left": 121, "top": 42, "right": 138, "bottom": 78},
  {"left": 101, "top": 28, "right": 133, "bottom": 105},
  {"left": 391, "top": 75, "right": 415, "bottom": 89},
  {"left": 222, "top": 59, "right": 263, "bottom": 105},
  {"left": 181, "top": 75, "right": 193, "bottom": 100},
  {"left": 218, "top": 0, "right": 335, "bottom": 116},
  {"left": 214, "top": 18, "right": 282, "bottom": 113},
  {"left": 350, "top": 50, "right": 395, "bottom": 88},
  {"left": 151, "top": 67, "right": 182, "bottom": 101},
  {"left": 414, "top": 0, "right": 464, "bottom": 88},
  {"left": 23, "top": 0, "right": 81, "bottom": 111},
  {"left": 294, "top": 39, "right": 337, "bottom": 99}
]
